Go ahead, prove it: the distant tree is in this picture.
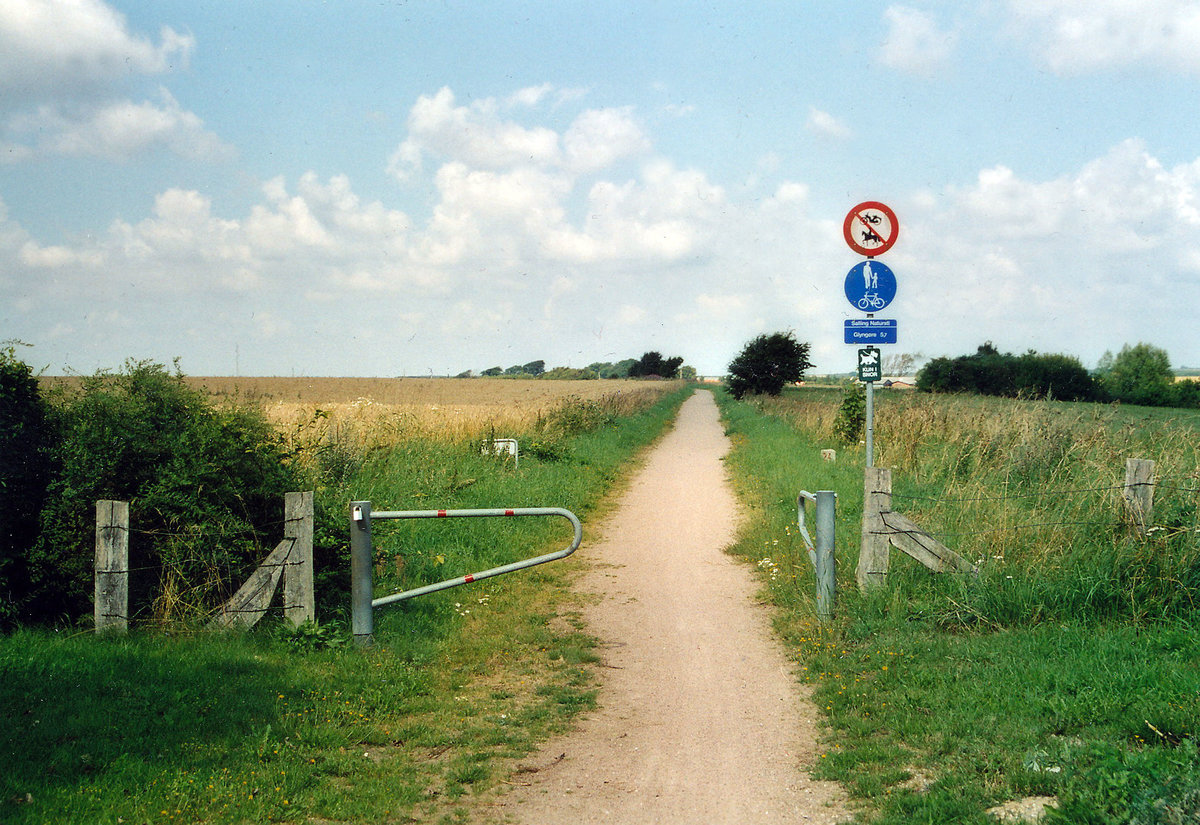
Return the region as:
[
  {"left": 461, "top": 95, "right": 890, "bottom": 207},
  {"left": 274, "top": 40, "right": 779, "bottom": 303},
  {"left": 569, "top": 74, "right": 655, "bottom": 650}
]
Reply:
[
  {"left": 542, "top": 367, "right": 596, "bottom": 380},
  {"left": 610, "top": 359, "right": 636, "bottom": 378},
  {"left": 522, "top": 360, "right": 546, "bottom": 377},
  {"left": 916, "top": 343, "right": 1095, "bottom": 401},
  {"left": 678, "top": 365, "right": 697, "bottom": 381},
  {"left": 1103, "top": 343, "right": 1174, "bottom": 406},
  {"left": 726, "top": 331, "right": 813, "bottom": 399},
  {"left": 882, "top": 351, "right": 923, "bottom": 377},
  {"left": 481, "top": 366, "right": 503, "bottom": 377},
  {"left": 629, "top": 351, "right": 684, "bottom": 379}
]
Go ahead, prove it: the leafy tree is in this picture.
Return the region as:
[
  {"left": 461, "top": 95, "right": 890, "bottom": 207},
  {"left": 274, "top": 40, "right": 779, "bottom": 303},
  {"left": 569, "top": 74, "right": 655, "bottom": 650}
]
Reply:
[
  {"left": 481, "top": 366, "right": 503, "bottom": 376},
  {"left": 0, "top": 344, "right": 55, "bottom": 628},
  {"left": 629, "top": 351, "right": 684, "bottom": 379},
  {"left": 726, "top": 331, "right": 813, "bottom": 399},
  {"left": 1103, "top": 342, "right": 1174, "bottom": 406},
  {"left": 522, "top": 360, "right": 546, "bottom": 377}
]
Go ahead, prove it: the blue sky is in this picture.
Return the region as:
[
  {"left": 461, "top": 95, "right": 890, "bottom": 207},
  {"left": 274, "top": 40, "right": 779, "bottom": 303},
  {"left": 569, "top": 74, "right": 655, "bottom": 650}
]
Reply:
[{"left": 3, "top": 1, "right": 1200, "bottom": 377}]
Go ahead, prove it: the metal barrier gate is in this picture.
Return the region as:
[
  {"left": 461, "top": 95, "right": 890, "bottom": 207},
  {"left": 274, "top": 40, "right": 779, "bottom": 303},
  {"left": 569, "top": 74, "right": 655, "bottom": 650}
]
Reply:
[{"left": 349, "top": 501, "right": 582, "bottom": 645}]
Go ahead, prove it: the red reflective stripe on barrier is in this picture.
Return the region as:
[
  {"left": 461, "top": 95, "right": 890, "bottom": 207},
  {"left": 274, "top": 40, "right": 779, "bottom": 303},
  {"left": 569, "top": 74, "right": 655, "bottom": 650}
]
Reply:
[
  {"left": 464, "top": 574, "right": 475, "bottom": 583},
  {"left": 437, "top": 510, "right": 447, "bottom": 517},
  {"left": 505, "top": 509, "right": 515, "bottom": 516}
]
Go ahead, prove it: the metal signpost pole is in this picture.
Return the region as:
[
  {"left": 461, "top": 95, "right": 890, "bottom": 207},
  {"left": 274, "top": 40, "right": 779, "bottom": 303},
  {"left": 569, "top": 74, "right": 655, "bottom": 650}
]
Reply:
[
  {"left": 865, "top": 380, "right": 874, "bottom": 468},
  {"left": 843, "top": 201, "right": 899, "bottom": 471}
]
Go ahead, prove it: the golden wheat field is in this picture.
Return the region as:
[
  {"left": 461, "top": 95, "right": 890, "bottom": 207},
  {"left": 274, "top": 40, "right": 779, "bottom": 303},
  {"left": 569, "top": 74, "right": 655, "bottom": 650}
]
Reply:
[{"left": 186, "top": 376, "right": 680, "bottom": 446}]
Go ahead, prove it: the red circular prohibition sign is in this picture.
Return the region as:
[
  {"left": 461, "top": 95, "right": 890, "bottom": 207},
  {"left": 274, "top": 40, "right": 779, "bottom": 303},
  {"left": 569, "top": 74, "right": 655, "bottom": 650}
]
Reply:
[{"left": 843, "top": 201, "right": 899, "bottom": 257}]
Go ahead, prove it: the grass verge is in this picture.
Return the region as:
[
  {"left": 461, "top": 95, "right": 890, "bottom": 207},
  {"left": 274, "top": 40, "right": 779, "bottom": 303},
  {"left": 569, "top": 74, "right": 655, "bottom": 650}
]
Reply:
[
  {"left": 0, "top": 385, "right": 693, "bottom": 824},
  {"left": 716, "top": 387, "right": 1200, "bottom": 824}
]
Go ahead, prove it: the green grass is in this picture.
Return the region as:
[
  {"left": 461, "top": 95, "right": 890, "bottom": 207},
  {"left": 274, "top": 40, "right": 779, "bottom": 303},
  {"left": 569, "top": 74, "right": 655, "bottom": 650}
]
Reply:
[
  {"left": 716, "top": 387, "right": 1200, "bottom": 824},
  {"left": 0, "top": 385, "right": 693, "bottom": 824}
]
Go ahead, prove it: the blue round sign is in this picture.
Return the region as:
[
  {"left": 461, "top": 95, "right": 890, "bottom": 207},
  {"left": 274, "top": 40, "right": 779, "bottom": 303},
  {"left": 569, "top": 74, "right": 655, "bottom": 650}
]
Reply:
[{"left": 844, "top": 260, "right": 897, "bottom": 312}]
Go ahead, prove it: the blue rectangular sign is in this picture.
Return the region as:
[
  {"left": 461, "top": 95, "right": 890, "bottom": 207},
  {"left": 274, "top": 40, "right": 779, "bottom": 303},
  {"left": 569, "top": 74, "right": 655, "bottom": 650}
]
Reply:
[{"left": 844, "top": 319, "right": 898, "bottom": 344}]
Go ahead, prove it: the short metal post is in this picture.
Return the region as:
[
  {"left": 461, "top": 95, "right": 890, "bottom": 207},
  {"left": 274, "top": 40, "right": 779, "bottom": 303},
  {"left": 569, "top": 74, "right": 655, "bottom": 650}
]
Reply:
[
  {"left": 350, "top": 501, "right": 374, "bottom": 646},
  {"left": 815, "top": 491, "right": 837, "bottom": 621}
]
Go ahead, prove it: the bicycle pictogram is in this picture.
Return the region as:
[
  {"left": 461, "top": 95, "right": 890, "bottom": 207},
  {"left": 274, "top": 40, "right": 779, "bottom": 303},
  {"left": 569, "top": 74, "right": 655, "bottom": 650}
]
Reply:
[{"left": 844, "top": 260, "right": 896, "bottom": 313}]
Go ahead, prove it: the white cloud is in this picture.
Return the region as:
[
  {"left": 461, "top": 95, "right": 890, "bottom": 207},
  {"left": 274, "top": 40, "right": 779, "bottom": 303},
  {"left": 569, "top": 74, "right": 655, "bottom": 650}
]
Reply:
[
  {"left": 389, "top": 88, "right": 648, "bottom": 181},
  {"left": 397, "top": 87, "right": 561, "bottom": 175},
  {"left": 7, "top": 88, "right": 232, "bottom": 161},
  {"left": 806, "top": 107, "right": 852, "bottom": 140},
  {"left": 0, "top": 0, "right": 193, "bottom": 100},
  {"left": 1006, "top": 0, "right": 1200, "bottom": 73},
  {"left": 562, "top": 107, "right": 650, "bottom": 173},
  {"left": 879, "top": 6, "right": 957, "bottom": 77},
  {"left": 0, "top": 3, "right": 225, "bottom": 164},
  {"left": 507, "top": 84, "right": 555, "bottom": 108}
]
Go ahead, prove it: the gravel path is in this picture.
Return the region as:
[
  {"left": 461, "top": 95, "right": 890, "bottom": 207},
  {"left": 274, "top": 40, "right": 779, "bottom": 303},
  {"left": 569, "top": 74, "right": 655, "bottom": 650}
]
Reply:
[{"left": 494, "top": 390, "right": 852, "bottom": 824}]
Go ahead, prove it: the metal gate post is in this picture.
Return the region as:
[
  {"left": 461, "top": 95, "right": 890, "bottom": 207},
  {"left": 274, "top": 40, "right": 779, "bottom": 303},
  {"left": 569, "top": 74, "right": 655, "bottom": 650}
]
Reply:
[
  {"left": 350, "top": 500, "right": 374, "bottom": 646},
  {"left": 798, "top": 490, "right": 837, "bottom": 622},
  {"left": 814, "top": 491, "right": 837, "bottom": 621}
]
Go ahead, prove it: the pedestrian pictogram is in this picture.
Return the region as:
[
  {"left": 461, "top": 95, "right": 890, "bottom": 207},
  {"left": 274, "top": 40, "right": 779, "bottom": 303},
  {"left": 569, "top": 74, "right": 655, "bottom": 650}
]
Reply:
[
  {"left": 843, "top": 201, "right": 899, "bottom": 257},
  {"left": 844, "top": 260, "right": 897, "bottom": 312}
]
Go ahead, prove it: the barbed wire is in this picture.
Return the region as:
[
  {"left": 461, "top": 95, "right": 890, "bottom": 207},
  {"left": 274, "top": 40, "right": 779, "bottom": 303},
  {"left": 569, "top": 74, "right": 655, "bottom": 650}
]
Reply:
[
  {"left": 885, "top": 475, "right": 1200, "bottom": 507},
  {"left": 877, "top": 519, "right": 1124, "bottom": 540},
  {"left": 887, "top": 483, "right": 1126, "bottom": 504}
]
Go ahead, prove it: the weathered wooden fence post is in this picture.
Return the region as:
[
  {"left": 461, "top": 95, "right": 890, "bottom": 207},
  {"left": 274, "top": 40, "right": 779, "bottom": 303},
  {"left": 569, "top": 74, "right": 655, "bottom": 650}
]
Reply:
[
  {"left": 857, "top": 467, "right": 891, "bottom": 591},
  {"left": 94, "top": 500, "right": 129, "bottom": 634},
  {"left": 283, "top": 491, "right": 315, "bottom": 626},
  {"left": 1123, "top": 458, "right": 1156, "bottom": 537}
]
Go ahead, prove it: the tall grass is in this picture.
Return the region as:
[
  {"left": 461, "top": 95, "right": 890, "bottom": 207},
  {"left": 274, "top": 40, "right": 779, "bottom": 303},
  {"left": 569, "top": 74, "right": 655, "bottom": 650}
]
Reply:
[{"left": 754, "top": 389, "right": 1200, "bottom": 625}]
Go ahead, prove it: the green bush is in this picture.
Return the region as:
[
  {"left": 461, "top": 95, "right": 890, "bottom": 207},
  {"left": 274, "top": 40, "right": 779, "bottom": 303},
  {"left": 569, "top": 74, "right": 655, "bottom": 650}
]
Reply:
[
  {"left": 0, "top": 345, "right": 56, "bottom": 629},
  {"left": 28, "top": 361, "right": 301, "bottom": 625},
  {"left": 832, "top": 382, "right": 866, "bottom": 444},
  {"left": 917, "top": 342, "right": 1097, "bottom": 401}
]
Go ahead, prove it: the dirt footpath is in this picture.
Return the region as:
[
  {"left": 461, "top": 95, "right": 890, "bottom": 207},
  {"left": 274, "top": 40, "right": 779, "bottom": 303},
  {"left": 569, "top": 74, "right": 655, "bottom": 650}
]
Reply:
[{"left": 495, "top": 390, "right": 851, "bottom": 825}]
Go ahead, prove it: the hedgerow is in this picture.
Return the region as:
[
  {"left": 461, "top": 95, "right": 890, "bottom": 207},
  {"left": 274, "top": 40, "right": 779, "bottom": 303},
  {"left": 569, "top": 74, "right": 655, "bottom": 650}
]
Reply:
[{"left": 24, "top": 360, "right": 303, "bottom": 626}]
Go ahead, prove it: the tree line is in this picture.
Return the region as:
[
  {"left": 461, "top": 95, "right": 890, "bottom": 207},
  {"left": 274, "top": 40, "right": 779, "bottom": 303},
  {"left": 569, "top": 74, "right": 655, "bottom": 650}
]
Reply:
[
  {"left": 916, "top": 341, "right": 1200, "bottom": 407},
  {"left": 467, "top": 351, "right": 693, "bottom": 381}
]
